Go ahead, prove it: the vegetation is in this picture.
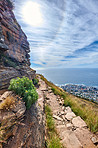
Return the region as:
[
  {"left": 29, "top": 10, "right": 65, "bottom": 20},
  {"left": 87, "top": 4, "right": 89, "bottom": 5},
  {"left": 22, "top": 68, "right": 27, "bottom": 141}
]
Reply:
[
  {"left": 8, "top": 76, "right": 38, "bottom": 109},
  {"left": 45, "top": 105, "right": 63, "bottom": 148},
  {"left": 40, "top": 74, "right": 98, "bottom": 133},
  {"left": 0, "top": 96, "right": 15, "bottom": 110},
  {"left": 64, "top": 95, "right": 98, "bottom": 133},
  {"left": 32, "top": 78, "right": 39, "bottom": 86},
  {"left": 39, "top": 74, "right": 66, "bottom": 98}
]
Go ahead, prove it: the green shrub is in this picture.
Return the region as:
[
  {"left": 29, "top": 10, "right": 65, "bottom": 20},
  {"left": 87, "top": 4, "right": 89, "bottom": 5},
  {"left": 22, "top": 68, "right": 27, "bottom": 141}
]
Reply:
[
  {"left": 8, "top": 76, "right": 38, "bottom": 109},
  {"left": 32, "top": 78, "right": 39, "bottom": 86}
]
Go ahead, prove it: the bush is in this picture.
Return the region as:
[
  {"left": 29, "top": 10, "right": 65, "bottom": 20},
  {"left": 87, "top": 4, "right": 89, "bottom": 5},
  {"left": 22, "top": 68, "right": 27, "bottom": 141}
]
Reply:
[
  {"left": 32, "top": 78, "right": 39, "bottom": 86},
  {"left": 8, "top": 76, "right": 38, "bottom": 109}
]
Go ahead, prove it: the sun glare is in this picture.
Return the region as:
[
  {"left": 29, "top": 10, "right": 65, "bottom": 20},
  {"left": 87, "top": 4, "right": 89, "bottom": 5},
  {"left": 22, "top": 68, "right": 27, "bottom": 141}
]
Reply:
[{"left": 22, "top": 1, "right": 43, "bottom": 27}]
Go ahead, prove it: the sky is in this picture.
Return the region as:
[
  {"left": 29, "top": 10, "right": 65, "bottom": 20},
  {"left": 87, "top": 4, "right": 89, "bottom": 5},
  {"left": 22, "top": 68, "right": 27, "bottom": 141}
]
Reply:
[{"left": 14, "top": 0, "right": 98, "bottom": 69}]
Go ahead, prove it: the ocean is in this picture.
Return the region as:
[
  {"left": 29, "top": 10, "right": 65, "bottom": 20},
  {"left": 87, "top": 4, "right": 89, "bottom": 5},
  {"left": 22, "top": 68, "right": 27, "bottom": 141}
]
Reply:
[{"left": 37, "top": 68, "right": 98, "bottom": 87}]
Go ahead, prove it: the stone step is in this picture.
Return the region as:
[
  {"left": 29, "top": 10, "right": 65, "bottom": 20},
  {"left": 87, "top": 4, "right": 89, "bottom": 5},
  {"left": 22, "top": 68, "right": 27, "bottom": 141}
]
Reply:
[
  {"left": 53, "top": 115, "right": 63, "bottom": 121},
  {"left": 72, "top": 116, "right": 87, "bottom": 128},
  {"left": 65, "top": 112, "right": 76, "bottom": 121},
  {"left": 61, "top": 130, "right": 83, "bottom": 148}
]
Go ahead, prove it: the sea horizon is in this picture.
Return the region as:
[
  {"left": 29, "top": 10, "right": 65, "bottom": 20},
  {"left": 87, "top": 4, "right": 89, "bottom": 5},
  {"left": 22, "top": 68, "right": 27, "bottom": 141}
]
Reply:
[{"left": 36, "top": 68, "right": 98, "bottom": 88}]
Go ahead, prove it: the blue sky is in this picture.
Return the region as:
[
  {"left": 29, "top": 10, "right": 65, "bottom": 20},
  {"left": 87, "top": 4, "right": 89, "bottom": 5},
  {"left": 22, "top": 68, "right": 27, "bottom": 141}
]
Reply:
[{"left": 14, "top": 0, "right": 98, "bottom": 69}]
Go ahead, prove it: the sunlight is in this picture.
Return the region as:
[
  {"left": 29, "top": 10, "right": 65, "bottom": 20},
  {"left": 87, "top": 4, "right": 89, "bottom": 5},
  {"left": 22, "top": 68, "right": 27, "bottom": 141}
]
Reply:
[{"left": 22, "top": 1, "right": 43, "bottom": 27}]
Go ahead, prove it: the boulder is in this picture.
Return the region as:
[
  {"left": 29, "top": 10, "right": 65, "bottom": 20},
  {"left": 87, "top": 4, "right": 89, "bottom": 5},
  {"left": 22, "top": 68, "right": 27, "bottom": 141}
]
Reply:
[
  {"left": 72, "top": 116, "right": 87, "bottom": 128},
  {"left": 65, "top": 112, "right": 76, "bottom": 121},
  {"left": 91, "top": 136, "right": 98, "bottom": 145},
  {"left": 60, "top": 130, "right": 82, "bottom": 148},
  {"left": 53, "top": 115, "right": 63, "bottom": 121},
  {"left": 66, "top": 123, "right": 73, "bottom": 130},
  {"left": 65, "top": 106, "right": 72, "bottom": 113}
]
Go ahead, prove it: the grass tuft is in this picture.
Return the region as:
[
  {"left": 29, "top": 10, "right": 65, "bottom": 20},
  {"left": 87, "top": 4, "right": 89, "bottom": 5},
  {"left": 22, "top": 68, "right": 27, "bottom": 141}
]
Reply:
[
  {"left": 45, "top": 105, "right": 63, "bottom": 148},
  {"left": 0, "top": 96, "right": 15, "bottom": 110},
  {"left": 64, "top": 95, "right": 98, "bottom": 133}
]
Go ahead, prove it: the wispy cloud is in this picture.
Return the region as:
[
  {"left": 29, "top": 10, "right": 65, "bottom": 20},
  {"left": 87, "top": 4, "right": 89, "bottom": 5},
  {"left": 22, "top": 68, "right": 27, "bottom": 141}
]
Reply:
[{"left": 14, "top": 0, "right": 98, "bottom": 68}]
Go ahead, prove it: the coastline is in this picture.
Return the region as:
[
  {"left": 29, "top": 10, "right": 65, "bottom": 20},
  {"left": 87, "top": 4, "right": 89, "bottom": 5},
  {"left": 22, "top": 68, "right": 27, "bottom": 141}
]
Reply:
[{"left": 59, "top": 84, "right": 98, "bottom": 103}]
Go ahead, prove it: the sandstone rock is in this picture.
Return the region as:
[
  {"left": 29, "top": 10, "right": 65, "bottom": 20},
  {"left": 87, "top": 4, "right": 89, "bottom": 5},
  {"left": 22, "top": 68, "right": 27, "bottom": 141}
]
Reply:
[
  {"left": 0, "top": 0, "right": 30, "bottom": 66},
  {"left": 57, "top": 98, "right": 59, "bottom": 101},
  {"left": 0, "top": 67, "right": 36, "bottom": 92},
  {"left": 66, "top": 123, "right": 73, "bottom": 130},
  {"left": 74, "top": 128, "right": 96, "bottom": 148},
  {"left": 62, "top": 115, "right": 66, "bottom": 121},
  {"left": 65, "top": 106, "right": 72, "bottom": 113},
  {"left": 59, "top": 100, "right": 63, "bottom": 105},
  {"left": 91, "top": 137, "right": 98, "bottom": 144},
  {"left": 60, "top": 130, "right": 82, "bottom": 148},
  {"left": 72, "top": 116, "right": 87, "bottom": 128},
  {"left": 12, "top": 101, "right": 26, "bottom": 118},
  {"left": 48, "top": 87, "right": 51, "bottom": 90},
  {"left": 62, "top": 106, "right": 65, "bottom": 110},
  {"left": 65, "top": 112, "right": 76, "bottom": 121},
  {"left": 56, "top": 125, "right": 66, "bottom": 133},
  {"left": 53, "top": 115, "right": 63, "bottom": 121},
  {"left": 0, "top": 92, "right": 45, "bottom": 148},
  {"left": 60, "top": 111, "right": 65, "bottom": 115},
  {"left": 48, "top": 90, "right": 52, "bottom": 93},
  {"left": 0, "top": 91, "right": 13, "bottom": 100},
  {"left": 46, "top": 94, "right": 50, "bottom": 100},
  {"left": 0, "top": 92, "right": 26, "bottom": 145}
]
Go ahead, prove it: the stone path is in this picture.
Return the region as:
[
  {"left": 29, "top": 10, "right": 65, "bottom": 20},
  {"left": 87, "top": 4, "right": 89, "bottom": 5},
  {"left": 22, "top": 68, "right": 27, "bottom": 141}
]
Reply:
[{"left": 37, "top": 76, "right": 98, "bottom": 148}]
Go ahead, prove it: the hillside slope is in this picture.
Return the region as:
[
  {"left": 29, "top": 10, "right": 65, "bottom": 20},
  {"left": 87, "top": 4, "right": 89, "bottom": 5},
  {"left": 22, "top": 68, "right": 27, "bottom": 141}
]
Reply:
[{"left": 37, "top": 75, "right": 98, "bottom": 148}]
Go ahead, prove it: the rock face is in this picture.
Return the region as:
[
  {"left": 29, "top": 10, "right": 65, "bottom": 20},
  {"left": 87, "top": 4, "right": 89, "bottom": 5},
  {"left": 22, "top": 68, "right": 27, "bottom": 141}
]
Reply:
[
  {"left": 0, "top": 66, "right": 36, "bottom": 93},
  {"left": 0, "top": 0, "right": 30, "bottom": 66},
  {"left": 0, "top": 91, "right": 45, "bottom": 148},
  {"left": 0, "top": 1, "right": 45, "bottom": 148},
  {"left": 0, "top": 0, "right": 36, "bottom": 93}
]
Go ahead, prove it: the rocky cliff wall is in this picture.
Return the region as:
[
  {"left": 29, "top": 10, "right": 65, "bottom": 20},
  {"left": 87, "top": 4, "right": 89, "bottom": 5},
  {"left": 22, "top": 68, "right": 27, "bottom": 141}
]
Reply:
[
  {"left": 0, "top": 66, "right": 36, "bottom": 94},
  {"left": 0, "top": 91, "right": 45, "bottom": 148},
  {"left": 0, "top": 0, "right": 36, "bottom": 93},
  {"left": 0, "top": 0, "right": 30, "bottom": 66},
  {"left": 0, "top": 1, "right": 45, "bottom": 148}
]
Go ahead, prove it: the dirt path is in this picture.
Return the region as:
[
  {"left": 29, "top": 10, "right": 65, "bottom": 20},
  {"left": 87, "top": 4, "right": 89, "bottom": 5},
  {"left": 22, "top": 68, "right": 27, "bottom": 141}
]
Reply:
[{"left": 37, "top": 76, "right": 98, "bottom": 148}]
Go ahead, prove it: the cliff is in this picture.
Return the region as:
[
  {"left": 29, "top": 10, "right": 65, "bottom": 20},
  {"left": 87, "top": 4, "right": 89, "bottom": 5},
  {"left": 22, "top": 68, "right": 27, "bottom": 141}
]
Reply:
[
  {"left": 0, "top": 0, "right": 35, "bottom": 93},
  {"left": 0, "top": 1, "right": 45, "bottom": 147},
  {"left": 0, "top": 91, "right": 45, "bottom": 148},
  {"left": 0, "top": 0, "right": 30, "bottom": 66}
]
